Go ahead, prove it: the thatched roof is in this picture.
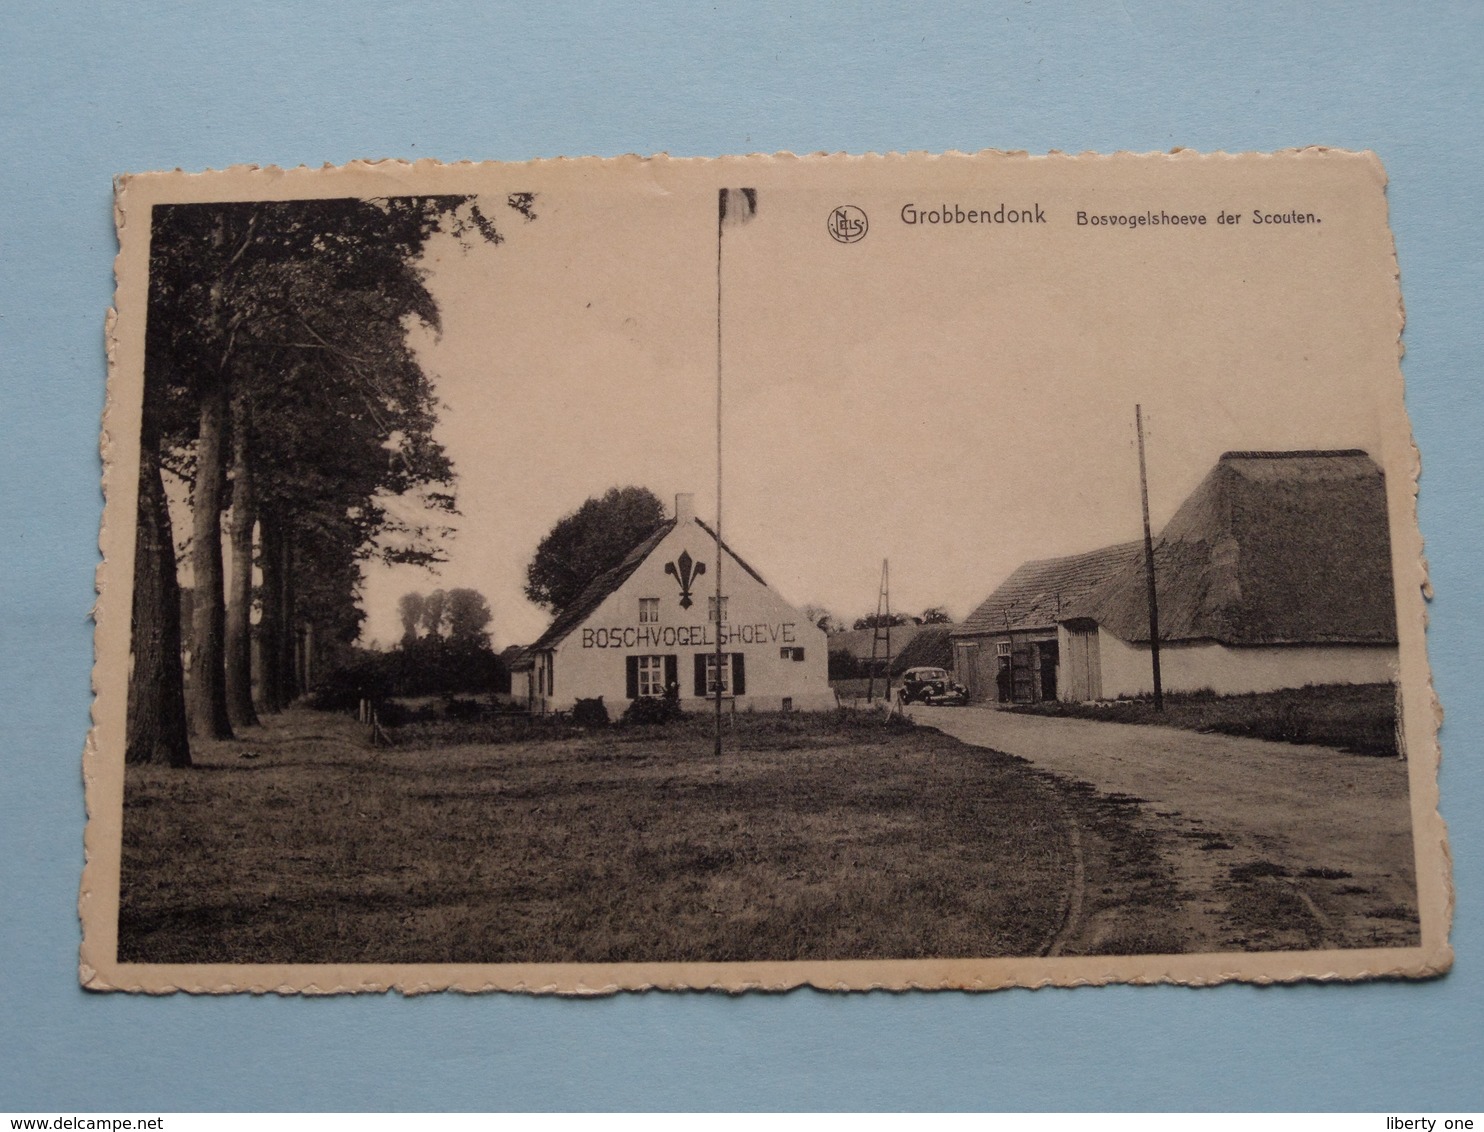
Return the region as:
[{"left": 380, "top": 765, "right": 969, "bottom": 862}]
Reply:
[
  {"left": 1075, "top": 450, "right": 1397, "bottom": 645},
  {"left": 828, "top": 622, "right": 938, "bottom": 661},
  {"left": 953, "top": 543, "right": 1144, "bottom": 638},
  {"left": 890, "top": 625, "right": 956, "bottom": 674}
]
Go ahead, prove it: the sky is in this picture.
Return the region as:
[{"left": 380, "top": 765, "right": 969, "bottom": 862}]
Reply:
[{"left": 356, "top": 154, "right": 1406, "bottom": 650}]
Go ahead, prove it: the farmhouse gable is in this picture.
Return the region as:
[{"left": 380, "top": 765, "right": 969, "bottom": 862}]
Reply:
[{"left": 515, "top": 493, "right": 833, "bottom": 713}]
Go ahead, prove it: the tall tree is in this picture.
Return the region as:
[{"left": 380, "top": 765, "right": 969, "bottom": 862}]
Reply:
[
  {"left": 223, "top": 391, "right": 258, "bottom": 730},
  {"left": 125, "top": 370, "right": 191, "bottom": 766},
  {"left": 801, "top": 603, "right": 840, "bottom": 633},
  {"left": 136, "top": 192, "right": 521, "bottom": 756},
  {"left": 524, "top": 486, "right": 667, "bottom": 613},
  {"left": 853, "top": 612, "right": 912, "bottom": 630},
  {"left": 127, "top": 245, "right": 202, "bottom": 765},
  {"left": 252, "top": 513, "right": 286, "bottom": 714},
  {"left": 397, "top": 592, "right": 426, "bottom": 644},
  {"left": 420, "top": 589, "right": 448, "bottom": 637},
  {"left": 445, "top": 588, "right": 493, "bottom": 644}
]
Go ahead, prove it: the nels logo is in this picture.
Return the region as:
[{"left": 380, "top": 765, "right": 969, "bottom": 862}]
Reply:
[{"left": 827, "top": 205, "right": 868, "bottom": 244}]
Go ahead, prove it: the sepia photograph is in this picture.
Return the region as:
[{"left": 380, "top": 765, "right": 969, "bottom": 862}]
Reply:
[{"left": 85, "top": 151, "right": 1449, "bottom": 992}]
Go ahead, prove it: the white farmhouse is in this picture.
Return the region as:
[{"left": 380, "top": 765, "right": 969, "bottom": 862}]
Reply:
[{"left": 514, "top": 494, "right": 834, "bottom": 714}]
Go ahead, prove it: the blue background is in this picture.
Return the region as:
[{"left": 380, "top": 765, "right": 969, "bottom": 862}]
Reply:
[{"left": 2, "top": 1, "right": 1480, "bottom": 1112}]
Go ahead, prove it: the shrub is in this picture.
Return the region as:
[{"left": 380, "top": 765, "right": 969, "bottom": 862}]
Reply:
[
  {"left": 306, "top": 639, "right": 509, "bottom": 710},
  {"left": 621, "top": 689, "right": 685, "bottom": 726},
  {"left": 571, "top": 696, "right": 611, "bottom": 728},
  {"left": 376, "top": 700, "right": 437, "bottom": 727},
  {"left": 304, "top": 650, "right": 395, "bottom": 710},
  {"left": 443, "top": 696, "right": 485, "bottom": 721},
  {"left": 828, "top": 649, "right": 863, "bottom": 680}
]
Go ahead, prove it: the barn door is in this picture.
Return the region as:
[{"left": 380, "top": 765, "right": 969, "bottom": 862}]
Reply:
[
  {"left": 955, "top": 643, "right": 981, "bottom": 699},
  {"left": 1063, "top": 624, "right": 1101, "bottom": 701},
  {"left": 1038, "top": 638, "right": 1059, "bottom": 701},
  {"left": 1011, "top": 642, "right": 1036, "bottom": 702}
]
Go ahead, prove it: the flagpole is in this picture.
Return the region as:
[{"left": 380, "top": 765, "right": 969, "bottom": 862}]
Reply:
[{"left": 715, "top": 189, "right": 725, "bottom": 758}]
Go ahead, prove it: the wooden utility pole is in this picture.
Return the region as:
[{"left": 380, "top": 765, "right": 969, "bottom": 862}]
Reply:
[
  {"left": 884, "top": 560, "right": 893, "bottom": 705},
  {"left": 1135, "top": 405, "right": 1164, "bottom": 711}
]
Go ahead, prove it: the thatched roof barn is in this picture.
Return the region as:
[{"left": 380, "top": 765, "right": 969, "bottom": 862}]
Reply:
[
  {"left": 1073, "top": 451, "right": 1397, "bottom": 646},
  {"left": 952, "top": 450, "right": 1400, "bottom": 703}
]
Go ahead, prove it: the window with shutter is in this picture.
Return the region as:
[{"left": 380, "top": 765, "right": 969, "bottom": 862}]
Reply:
[
  {"left": 731, "top": 652, "right": 746, "bottom": 695},
  {"left": 636, "top": 655, "right": 665, "bottom": 697},
  {"left": 701, "top": 653, "right": 731, "bottom": 695}
]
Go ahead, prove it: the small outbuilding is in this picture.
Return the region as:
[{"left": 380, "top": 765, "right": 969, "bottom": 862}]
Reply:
[{"left": 951, "top": 543, "right": 1143, "bottom": 703}]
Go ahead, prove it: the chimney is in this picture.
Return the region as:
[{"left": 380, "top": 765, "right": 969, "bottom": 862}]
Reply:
[{"left": 673, "top": 492, "right": 696, "bottom": 524}]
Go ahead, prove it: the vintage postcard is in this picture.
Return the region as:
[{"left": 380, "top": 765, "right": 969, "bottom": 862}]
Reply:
[{"left": 86, "top": 149, "right": 1450, "bottom": 993}]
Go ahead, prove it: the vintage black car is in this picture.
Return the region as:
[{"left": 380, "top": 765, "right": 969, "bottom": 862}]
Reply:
[{"left": 898, "top": 666, "right": 969, "bottom": 706}]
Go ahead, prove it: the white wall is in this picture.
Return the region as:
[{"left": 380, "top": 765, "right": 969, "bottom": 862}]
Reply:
[
  {"left": 508, "top": 667, "right": 532, "bottom": 707},
  {"left": 1095, "top": 627, "right": 1399, "bottom": 698},
  {"left": 539, "top": 518, "right": 834, "bottom": 712}
]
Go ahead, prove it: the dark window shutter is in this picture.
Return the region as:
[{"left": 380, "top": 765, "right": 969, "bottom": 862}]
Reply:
[
  {"left": 732, "top": 652, "right": 746, "bottom": 695},
  {"left": 626, "top": 656, "right": 639, "bottom": 699},
  {"left": 694, "top": 653, "right": 707, "bottom": 697},
  {"left": 794, "top": 647, "right": 805, "bottom": 662},
  {"left": 664, "top": 654, "right": 678, "bottom": 691}
]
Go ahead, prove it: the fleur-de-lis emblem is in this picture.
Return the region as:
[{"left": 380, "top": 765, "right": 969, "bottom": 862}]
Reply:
[{"left": 664, "top": 550, "right": 706, "bottom": 609}]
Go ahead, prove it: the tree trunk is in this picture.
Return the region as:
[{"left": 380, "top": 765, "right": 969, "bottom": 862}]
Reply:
[
  {"left": 253, "top": 515, "right": 282, "bottom": 714},
  {"left": 278, "top": 534, "right": 297, "bottom": 705},
  {"left": 293, "top": 621, "right": 316, "bottom": 696},
  {"left": 302, "top": 620, "right": 316, "bottom": 691},
  {"left": 224, "top": 396, "right": 259, "bottom": 729},
  {"left": 187, "top": 379, "right": 234, "bottom": 739},
  {"left": 126, "top": 431, "right": 191, "bottom": 767}
]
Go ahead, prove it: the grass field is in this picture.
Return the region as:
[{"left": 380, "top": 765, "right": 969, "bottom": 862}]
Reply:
[
  {"left": 117, "top": 707, "right": 1188, "bottom": 965},
  {"left": 1007, "top": 683, "right": 1401, "bottom": 757}
]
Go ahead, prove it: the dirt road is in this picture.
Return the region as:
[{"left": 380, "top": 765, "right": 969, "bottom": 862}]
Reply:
[{"left": 912, "top": 705, "right": 1420, "bottom": 954}]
